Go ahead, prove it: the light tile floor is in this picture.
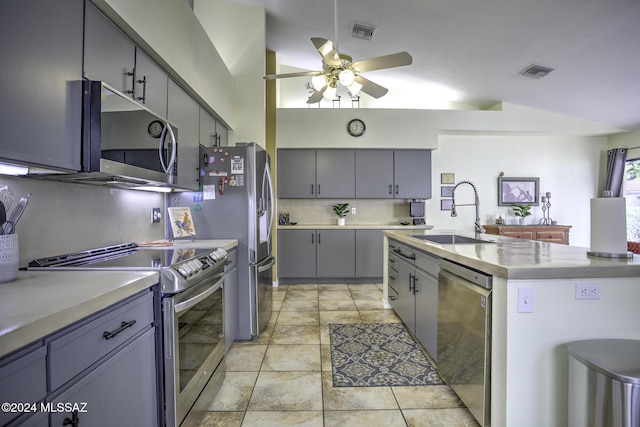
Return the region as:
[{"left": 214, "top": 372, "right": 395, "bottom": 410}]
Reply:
[{"left": 182, "top": 283, "right": 480, "bottom": 427}]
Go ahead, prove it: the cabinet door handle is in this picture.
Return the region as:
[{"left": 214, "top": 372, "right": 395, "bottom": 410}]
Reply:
[
  {"left": 393, "top": 248, "right": 416, "bottom": 260},
  {"left": 136, "top": 75, "right": 147, "bottom": 103},
  {"left": 103, "top": 320, "right": 137, "bottom": 340},
  {"left": 409, "top": 274, "right": 415, "bottom": 293},
  {"left": 389, "top": 185, "right": 393, "bottom": 194},
  {"left": 389, "top": 295, "right": 397, "bottom": 301},
  {"left": 317, "top": 184, "right": 321, "bottom": 195},
  {"left": 311, "top": 184, "right": 314, "bottom": 195},
  {"left": 395, "top": 184, "right": 399, "bottom": 195},
  {"left": 413, "top": 276, "right": 419, "bottom": 295},
  {"left": 318, "top": 233, "right": 321, "bottom": 244},
  {"left": 311, "top": 233, "right": 314, "bottom": 244},
  {"left": 126, "top": 68, "right": 136, "bottom": 97},
  {"left": 63, "top": 410, "right": 79, "bottom": 426},
  {"left": 389, "top": 275, "right": 396, "bottom": 280}
]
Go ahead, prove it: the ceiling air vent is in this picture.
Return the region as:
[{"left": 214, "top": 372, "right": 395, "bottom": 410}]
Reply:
[
  {"left": 351, "top": 22, "right": 376, "bottom": 41},
  {"left": 519, "top": 64, "right": 554, "bottom": 79}
]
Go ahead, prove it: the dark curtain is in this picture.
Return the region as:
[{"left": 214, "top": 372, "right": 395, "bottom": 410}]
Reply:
[{"left": 603, "top": 148, "right": 627, "bottom": 197}]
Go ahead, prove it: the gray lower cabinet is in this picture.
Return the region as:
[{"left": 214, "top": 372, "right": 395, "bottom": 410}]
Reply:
[
  {"left": 168, "top": 79, "right": 200, "bottom": 190},
  {"left": 355, "top": 230, "right": 384, "bottom": 278},
  {"left": 277, "top": 229, "right": 356, "bottom": 280},
  {"left": 49, "top": 328, "right": 157, "bottom": 426},
  {"left": 388, "top": 239, "right": 439, "bottom": 360},
  {"left": 277, "top": 150, "right": 356, "bottom": 199},
  {"left": 0, "top": 289, "right": 158, "bottom": 427},
  {"left": 0, "top": 0, "right": 83, "bottom": 171},
  {"left": 316, "top": 230, "right": 356, "bottom": 278}
]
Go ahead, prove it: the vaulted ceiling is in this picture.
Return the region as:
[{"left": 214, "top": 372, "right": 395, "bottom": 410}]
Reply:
[{"left": 233, "top": 0, "right": 640, "bottom": 131}]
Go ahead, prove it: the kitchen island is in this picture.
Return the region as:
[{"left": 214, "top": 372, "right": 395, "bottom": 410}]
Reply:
[{"left": 383, "top": 229, "right": 640, "bottom": 427}]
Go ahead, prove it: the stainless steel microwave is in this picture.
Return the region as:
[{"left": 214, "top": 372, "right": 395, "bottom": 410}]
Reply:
[{"left": 80, "top": 80, "right": 179, "bottom": 189}]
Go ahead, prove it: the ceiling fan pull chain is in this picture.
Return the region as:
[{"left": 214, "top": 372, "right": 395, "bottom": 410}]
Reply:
[{"left": 334, "top": 0, "right": 339, "bottom": 53}]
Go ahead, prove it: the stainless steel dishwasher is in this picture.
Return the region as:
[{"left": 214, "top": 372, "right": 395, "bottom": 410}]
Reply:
[{"left": 437, "top": 259, "right": 492, "bottom": 427}]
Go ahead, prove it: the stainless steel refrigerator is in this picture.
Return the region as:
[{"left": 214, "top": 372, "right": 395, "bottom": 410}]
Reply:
[{"left": 172, "top": 142, "right": 274, "bottom": 340}]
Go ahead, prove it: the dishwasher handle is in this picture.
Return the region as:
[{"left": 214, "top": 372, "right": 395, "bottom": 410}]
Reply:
[{"left": 439, "top": 259, "right": 492, "bottom": 289}]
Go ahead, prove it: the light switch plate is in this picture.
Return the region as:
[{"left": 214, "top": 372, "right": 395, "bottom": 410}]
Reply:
[{"left": 517, "top": 285, "right": 534, "bottom": 313}]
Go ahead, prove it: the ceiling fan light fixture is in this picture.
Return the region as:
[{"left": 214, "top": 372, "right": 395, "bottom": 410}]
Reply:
[
  {"left": 311, "top": 75, "right": 328, "bottom": 91},
  {"left": 323, "top": 84, "right": 337, "bottom": 100},
  {"left": 338, "top": 69, "right": 355, "bottom": 86},
  {"left": 347, "top": 80, "right": 362, "bottom": 96}
]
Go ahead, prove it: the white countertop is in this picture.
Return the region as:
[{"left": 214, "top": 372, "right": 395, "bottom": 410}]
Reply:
[
  {"left": 0, "top": 270, "right": 159, "bottom": 358},
  {"left": 385, "top": 229, "right": 640, "bottom": 279}
]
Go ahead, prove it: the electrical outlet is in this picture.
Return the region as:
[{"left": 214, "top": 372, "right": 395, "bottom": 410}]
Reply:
[
  {"left": 575, "top": 283, "right": 601, "bottom": 299},
  {"left": 351, "top": 207, "right": 357, "bottom": 215},
  {"left": 517, "top": 285, "right": 534, "bottom": 313},
  {"left": 151, "top": 208, "right": 162, "bottom": 224}
]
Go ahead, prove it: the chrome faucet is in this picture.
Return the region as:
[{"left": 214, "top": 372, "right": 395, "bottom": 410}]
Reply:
[{"left": 451, "top": 180, "right": 485, "bottom": 233}]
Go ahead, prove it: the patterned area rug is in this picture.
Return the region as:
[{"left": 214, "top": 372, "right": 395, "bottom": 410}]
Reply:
[{"left": 329, "top": 323, "right": 444, "bottom": 387}]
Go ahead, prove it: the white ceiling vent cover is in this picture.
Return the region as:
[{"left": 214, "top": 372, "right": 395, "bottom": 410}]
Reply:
[
  {"left": 520, "top": 64, "right": 554, "bottom": 79},
  {"left": 351, "top": 23, "right": 376, "bottom": 41}
]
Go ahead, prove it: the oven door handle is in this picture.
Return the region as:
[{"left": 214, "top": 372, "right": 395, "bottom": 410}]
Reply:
[{"left": 174, "top": 279, "right": 223, "bottom": 314}]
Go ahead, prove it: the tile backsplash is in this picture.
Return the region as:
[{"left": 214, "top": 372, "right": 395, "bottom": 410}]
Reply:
[{"left": 277, "top": 199, "right": 416, "bottom": 225}]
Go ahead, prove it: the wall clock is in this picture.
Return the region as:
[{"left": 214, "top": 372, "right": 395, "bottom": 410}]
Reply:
[
  {"left": 147, "top": 120, "right": 164, "bottom": 138},
  {"left": 347, "top": 119, "right": 366, "bottom": 137}
]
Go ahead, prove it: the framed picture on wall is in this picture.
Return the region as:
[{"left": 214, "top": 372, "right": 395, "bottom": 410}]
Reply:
[
  {"left": 441, "top": 199, "right": 454, "bottom": 211},
  {"left": 441, "top": 186, "right": 454, "bottom": 197},
  {"left": 498, "top": 177, "right": 540, "bottom": 206},
  {"left": 441, "top": 173, "right": 455, "bottom": 184}
]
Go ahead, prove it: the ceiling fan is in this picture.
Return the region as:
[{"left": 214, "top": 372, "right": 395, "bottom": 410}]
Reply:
[{"left": 263, "top": 1, "right": 412, "bottom": 103}]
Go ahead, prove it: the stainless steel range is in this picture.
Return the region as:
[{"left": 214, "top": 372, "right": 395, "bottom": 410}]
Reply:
[{"left": 29, "top": 243, "right": 228, "bottom": 426}]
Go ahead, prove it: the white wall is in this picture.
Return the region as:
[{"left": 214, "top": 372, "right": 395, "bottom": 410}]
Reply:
[{"left": 431, "top": 134, "right": 605, "bottom": 247}]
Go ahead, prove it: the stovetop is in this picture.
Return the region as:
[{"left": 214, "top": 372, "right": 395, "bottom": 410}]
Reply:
[{"left": 28, "top": 243, "right": 228, "bottom": 294}]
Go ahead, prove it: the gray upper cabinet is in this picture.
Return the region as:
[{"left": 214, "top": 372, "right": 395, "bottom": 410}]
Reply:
[
  {"left": 355, "top": 150, "right": 394, "bottom": 198},
  {"left": 200, "top": 107, "right": 217, "bottom": 147},
  {"left": 316, "top": 150, "right": 355, "bottom": 198},
  {"left": 0, "top": 0, "right": 84, "bottom": 171},
  {"left": 356, "top": 150, "right": 432, "bottom": 199},
  {"left": 278, "top": 149, "right": 355, "bottom": 198},
  {"left": 168, "top": 79, "right": 200, "bottom": 190},
  {"left": 84, "top": 3, "right": 136, "bottom": 96},
  {"left": 134, "top": 49, "right": 168, "bottom": 118},
  {"left": 394, "top": 150, "right": 432, "bottom": 199},
  {"left": 278, "top": 150, "right": 317, "bottom": 198},
  {"left": 85, "top": 3, "right": 167, "bottom": 118}
]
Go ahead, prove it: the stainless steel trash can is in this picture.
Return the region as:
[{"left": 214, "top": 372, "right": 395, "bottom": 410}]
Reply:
[{"left": 568, "top": 339, "right": 640, "bottom": 427}]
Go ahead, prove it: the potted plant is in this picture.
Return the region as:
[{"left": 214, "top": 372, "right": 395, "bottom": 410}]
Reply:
[
  {"left": 513, "top": 203, "right": 532, "bottom": 224},
  {"left": 332, "top": 203, "right": 349, "bottom": 226}
]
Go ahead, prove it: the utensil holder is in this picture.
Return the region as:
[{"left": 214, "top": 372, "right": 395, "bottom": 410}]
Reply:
[{"left": 0, "top": 234, "right": 19, "bottom": 283}]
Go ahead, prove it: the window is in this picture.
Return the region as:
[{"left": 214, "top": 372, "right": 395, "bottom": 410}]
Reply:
[{"left": 625, "top": 157, "right": 640, "bottom": 243}]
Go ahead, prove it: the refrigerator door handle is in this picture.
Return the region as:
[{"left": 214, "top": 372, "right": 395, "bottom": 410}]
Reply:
[
  {"left": 258, "top": 256, "right": 276, "bottom": 272},
  {"left": 264, "top": 162, "right": 275, "bottom": 242}
]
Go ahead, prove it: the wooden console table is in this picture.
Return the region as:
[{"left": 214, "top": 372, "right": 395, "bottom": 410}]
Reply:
[{"left": 483, "top": 224, "right": 572, "bottom": 245}]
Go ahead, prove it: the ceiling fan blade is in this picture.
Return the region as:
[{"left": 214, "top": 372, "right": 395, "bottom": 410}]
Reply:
[
  {"left": 306, "top": 88, "right": 326, "bottom": 104},
  {"left": 354, "top": 75, "right": 388, "bottom": 98},
  {"left": 264, "top": 70, "right": 323, "bottom": 80},
  {"left": 351, "top": 52, "right": 413, "bottom": 73},
  {"left": 310, "top": 37, "right": 341, "bottom": 67}
]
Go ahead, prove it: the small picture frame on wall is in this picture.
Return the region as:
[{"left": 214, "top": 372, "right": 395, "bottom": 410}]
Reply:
[
  {"left": 441, "top": 173, "right": 455, "bottom": 184},
  {"left": 498, "top": 177, "right": 540, "bottom": 206},
  {"left": 441, "top": 186, "right": 454, "bottom": 197},
  {"left": 441, "top": 199, "right": 454, "bottom": 211}
]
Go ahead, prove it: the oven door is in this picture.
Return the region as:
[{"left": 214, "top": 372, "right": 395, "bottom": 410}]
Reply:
[{"left": 163, "top": 273, "right": 225, "bottom": 426}]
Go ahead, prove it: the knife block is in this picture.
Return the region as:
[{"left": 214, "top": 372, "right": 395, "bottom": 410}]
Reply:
[{"left": 0, "top": 234, "right": 18, "bottom": 283}]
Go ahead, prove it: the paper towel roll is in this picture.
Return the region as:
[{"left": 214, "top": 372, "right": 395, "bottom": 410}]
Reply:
[{"left": 590, "top": 197, "right": 628, "bottom": 255}]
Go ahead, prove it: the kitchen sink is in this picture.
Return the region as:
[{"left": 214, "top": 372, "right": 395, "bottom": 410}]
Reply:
[{"left": 410, "top": 234, "right": 494, "bottom": 244}]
